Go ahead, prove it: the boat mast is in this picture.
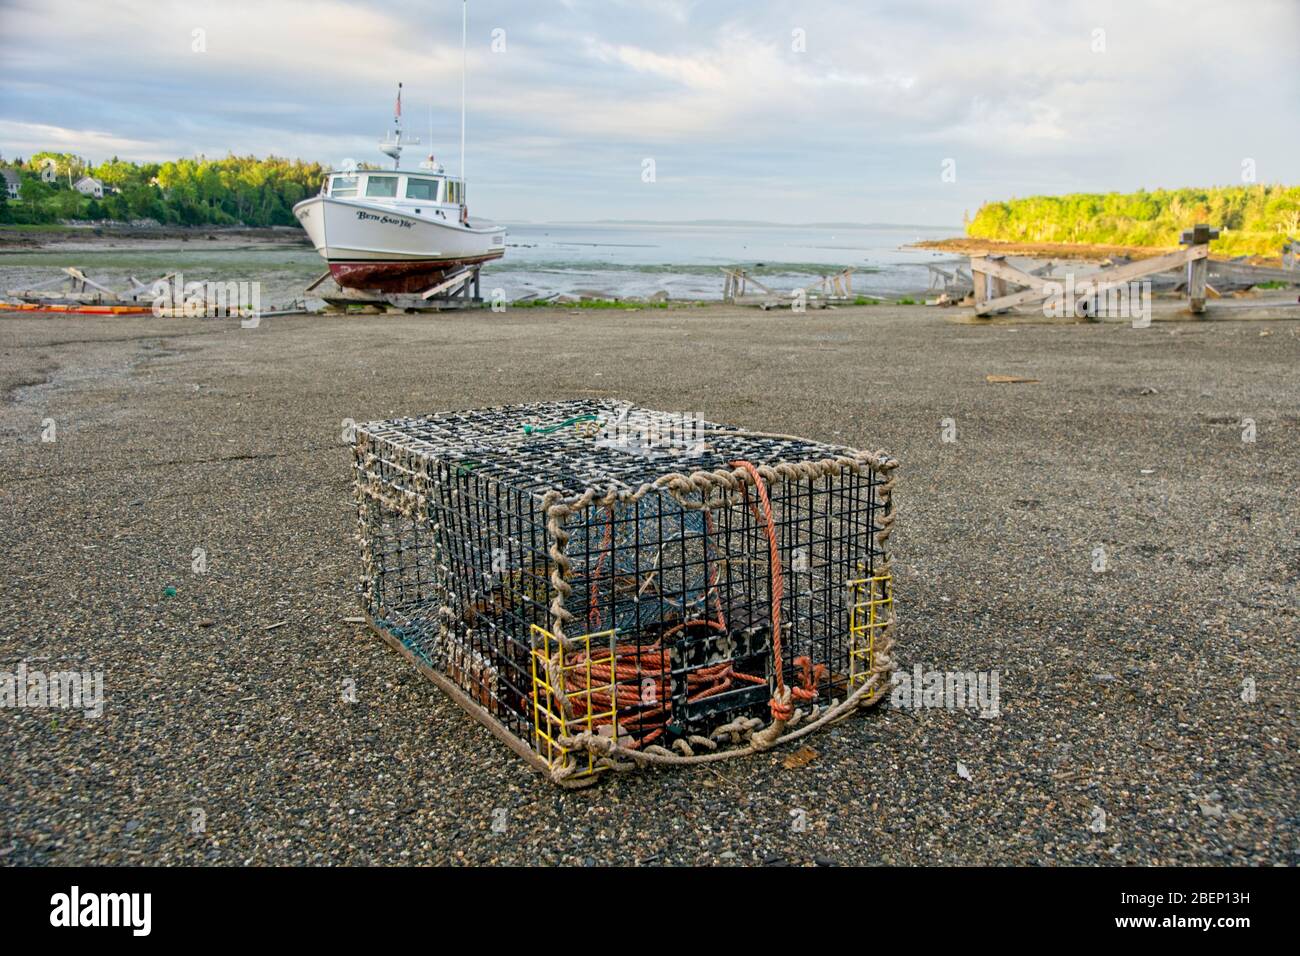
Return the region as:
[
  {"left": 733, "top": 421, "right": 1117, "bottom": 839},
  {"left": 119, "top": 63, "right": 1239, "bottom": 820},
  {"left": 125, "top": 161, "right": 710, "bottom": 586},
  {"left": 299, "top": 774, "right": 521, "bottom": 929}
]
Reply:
[{"left": 380, "top": 82, "right": 406, "bottom": 168}]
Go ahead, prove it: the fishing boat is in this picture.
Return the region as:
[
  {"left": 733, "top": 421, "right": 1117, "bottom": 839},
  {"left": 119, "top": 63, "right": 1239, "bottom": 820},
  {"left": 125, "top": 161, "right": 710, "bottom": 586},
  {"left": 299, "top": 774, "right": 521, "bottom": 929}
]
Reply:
[{"left": 293, "top": 6, "right": 504, "bottom": 295}]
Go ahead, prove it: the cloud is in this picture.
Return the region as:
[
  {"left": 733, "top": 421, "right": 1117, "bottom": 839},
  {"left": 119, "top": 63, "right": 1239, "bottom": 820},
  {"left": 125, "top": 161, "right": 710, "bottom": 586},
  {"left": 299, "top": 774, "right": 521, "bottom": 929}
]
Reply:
[
  {"left": 0, "top": 0, "right": 1296, "bottom": 222},
  {"left": 0, "top": 120, "right": 162, "bottom": 161}
]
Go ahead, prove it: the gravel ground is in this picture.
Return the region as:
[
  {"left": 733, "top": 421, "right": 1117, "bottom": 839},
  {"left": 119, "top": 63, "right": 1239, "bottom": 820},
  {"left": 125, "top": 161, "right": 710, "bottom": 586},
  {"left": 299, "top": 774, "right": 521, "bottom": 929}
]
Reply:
[{"left": 1, "top": 302, "right": 1296, "bottom": 866}]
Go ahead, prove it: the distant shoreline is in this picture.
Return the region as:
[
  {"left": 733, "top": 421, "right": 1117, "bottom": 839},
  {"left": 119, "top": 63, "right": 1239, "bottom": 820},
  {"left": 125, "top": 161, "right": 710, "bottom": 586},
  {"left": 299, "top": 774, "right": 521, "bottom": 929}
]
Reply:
[
  {"left": 0, "top": 220, "right": 952, "bottom": 257},
  {"left": 522, "top": 219, "right": 959, "bottom": 230},
  {"left": 911, "top": 235, "right": 1286, "bottom": 267},
  {"left": 0, "top": 223, "right": 311, "bottom": 253}
]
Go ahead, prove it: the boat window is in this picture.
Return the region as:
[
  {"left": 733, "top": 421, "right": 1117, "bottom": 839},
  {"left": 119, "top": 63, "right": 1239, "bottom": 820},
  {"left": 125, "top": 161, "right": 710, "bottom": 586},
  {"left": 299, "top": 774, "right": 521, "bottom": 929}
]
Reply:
[
  {"left": 329, "top": 174, "right": 358, "bottom": 198},
  {"left": 405, "top": 178, "right": 440, "bottom": 201},
  {"left": 365, "top": 176, "right": 398, "bottom": 198},
  {"left": 447, "top": 180, "right": 461, "bottom": 204}
]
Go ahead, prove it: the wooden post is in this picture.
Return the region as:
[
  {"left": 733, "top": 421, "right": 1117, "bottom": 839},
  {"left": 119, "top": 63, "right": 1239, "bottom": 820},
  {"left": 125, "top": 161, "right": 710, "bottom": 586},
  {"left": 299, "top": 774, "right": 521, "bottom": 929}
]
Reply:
[
  {"left": 986, "top": 255, "right": 1009, "bottom": 300},
  {"left": 1180, "top": 224, "right": 1219, "bottom": 314},
  {"left": 970, "top": 253, "right": 989, "bottom": 310},
  {"left": 1283, "top": 239, "right": 1297, "bottom": 272}
]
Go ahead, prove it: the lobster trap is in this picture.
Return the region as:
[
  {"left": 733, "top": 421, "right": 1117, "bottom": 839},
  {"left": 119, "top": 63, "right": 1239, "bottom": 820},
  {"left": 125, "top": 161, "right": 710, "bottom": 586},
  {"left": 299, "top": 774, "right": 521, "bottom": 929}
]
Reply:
[{"left": 353, "top": 400, "right": 898, "bottom": 785}]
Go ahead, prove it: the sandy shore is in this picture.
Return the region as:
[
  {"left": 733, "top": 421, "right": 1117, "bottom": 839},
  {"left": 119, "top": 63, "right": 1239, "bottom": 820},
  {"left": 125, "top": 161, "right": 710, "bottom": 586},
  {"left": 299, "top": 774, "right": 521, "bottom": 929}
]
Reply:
[
  {"left": 0, "top": 224, "right": 311, "bottom": 253},
  {"left": 1, "top": 303, "right": 1296, "bottom": 865}
]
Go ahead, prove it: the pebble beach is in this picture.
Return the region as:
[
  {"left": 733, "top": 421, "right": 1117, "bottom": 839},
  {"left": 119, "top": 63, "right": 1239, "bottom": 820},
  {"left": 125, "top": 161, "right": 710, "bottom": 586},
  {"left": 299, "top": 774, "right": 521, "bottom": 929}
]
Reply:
[{"left": 1, "top": 302, "right": 1296, "bottom": 865}]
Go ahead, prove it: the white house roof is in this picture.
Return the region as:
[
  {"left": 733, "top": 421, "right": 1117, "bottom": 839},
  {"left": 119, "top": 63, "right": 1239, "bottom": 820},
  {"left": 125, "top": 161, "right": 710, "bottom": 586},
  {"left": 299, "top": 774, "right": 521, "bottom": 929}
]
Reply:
[{"left": 0, "top": 168, "right": 20, "bottom": 185}]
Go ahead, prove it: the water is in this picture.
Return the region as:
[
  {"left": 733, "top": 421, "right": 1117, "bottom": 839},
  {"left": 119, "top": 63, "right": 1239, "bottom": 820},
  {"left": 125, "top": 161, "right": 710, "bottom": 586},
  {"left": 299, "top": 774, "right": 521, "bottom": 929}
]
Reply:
[
  {"left": 498, "top": 222, "right": 958, "bottom": 300},
  {"left": 0, "top": 222, "right": 961, "bottom": 307}
]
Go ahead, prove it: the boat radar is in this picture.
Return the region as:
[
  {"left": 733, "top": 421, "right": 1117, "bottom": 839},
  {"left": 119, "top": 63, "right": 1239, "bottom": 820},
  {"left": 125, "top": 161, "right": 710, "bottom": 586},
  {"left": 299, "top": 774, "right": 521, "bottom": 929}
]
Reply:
[{"left": 378, "top": 82, "right": 420, "bottom": 168}]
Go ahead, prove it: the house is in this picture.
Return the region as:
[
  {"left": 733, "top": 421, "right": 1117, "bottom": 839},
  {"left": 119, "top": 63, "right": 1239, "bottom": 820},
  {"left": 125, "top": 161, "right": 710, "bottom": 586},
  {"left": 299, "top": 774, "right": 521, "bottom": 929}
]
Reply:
[
  {"left": 0, "top": 167, "right": 20, "bottom": 201},
  {"left": 74, "top": 175, "right": 105, "bottom": 199}
]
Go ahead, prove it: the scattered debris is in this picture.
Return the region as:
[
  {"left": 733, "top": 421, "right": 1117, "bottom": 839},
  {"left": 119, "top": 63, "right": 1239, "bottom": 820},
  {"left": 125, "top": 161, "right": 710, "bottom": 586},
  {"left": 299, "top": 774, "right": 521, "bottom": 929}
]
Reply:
[
  {"left": 985, "top": 374, "right": 1040, "bottom": 384},
  {"left": 783, "top": 746, "right": 819, "bottom": 769},
  {"left": 1196, "top": 792, "right": 1225, "bottom": 819},
  {"left": 5, "top": 266, "right": 307, "bottom": 316}
]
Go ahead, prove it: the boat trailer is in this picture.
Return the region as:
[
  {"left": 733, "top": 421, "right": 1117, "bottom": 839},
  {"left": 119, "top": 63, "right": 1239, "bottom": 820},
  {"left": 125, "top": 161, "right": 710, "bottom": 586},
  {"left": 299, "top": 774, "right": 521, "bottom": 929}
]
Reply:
[{"left": 308, "top": 264, "right": 484, "bottom": 312}]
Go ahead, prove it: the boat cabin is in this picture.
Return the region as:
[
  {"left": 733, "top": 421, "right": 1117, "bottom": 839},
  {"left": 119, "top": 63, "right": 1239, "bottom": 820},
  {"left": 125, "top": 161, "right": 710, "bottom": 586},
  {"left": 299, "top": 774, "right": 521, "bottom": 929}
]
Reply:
[{"left": 324, "top": 171, "right": 464, "bottom": 208}]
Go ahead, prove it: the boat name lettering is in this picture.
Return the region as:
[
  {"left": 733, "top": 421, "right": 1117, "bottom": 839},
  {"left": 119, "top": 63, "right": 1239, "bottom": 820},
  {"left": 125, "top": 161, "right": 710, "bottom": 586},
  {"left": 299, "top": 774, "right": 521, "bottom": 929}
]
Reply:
[{"left": 356, "top": 210, "right": 414, "bottom": 229}]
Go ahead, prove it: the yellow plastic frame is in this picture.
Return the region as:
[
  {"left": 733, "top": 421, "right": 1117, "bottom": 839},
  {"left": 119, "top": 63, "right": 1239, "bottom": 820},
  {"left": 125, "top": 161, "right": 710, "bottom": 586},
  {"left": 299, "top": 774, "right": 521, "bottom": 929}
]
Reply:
[
  {"left": 529, "top": 624, "right": 619, "bottom": 778},
  {"left": 848, "top": 573, "right": 892, "bottom": 688}
]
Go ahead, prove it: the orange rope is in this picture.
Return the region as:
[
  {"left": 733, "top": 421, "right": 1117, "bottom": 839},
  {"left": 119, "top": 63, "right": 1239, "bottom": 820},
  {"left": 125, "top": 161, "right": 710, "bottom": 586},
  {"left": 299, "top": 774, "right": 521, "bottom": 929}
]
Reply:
[
  {"left": 792, "top": 655, "right": 826, "bottom": 702},
  {"left": 559, "top": 638, "right": 765, "bottom": 747},
  {"left": 549, "top": 459, "right": 815, "bottom": 745},
  {"left": 730, "top": 459, "right": 792, "bottom": 720}
]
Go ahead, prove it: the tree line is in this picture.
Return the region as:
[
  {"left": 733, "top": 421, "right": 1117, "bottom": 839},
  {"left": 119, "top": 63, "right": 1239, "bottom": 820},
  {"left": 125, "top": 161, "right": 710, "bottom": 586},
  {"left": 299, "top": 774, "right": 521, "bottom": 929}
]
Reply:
[
  {"left": 0, "top": 152, "right": 327, "bottom": 227},
  {"left": 967, "top": 185, "right": 1300, "bottom": 257}
]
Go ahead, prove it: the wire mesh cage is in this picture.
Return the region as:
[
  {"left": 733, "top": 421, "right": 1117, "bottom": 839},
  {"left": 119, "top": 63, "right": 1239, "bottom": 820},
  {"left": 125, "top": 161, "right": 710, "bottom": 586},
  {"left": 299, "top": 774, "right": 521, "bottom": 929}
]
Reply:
[{"left": 353, "top": 400, "right": 898, "bottom": 786}]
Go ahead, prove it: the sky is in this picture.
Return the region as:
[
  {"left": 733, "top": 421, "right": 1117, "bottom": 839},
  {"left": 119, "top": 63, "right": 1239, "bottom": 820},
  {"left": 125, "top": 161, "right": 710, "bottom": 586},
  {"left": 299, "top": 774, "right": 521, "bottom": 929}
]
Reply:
[{"left": 0, "top": 0, "right": 1297, "bottom": 225}]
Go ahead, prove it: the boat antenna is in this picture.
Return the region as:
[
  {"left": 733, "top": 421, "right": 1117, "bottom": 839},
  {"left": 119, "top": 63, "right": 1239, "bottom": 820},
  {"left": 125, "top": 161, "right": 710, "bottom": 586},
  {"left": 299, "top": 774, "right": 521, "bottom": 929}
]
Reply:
[{"left": 460, "top": 0, "right": 467, "bottom": 196}]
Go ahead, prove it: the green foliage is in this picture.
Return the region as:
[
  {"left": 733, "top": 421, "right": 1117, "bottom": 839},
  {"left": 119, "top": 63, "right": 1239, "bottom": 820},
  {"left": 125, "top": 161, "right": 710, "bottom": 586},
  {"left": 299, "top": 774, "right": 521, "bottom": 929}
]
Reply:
[
  {"left": 967, "top": 185, "right": 1300, "bottom": 257},
  {"left": 576, "top": 297, "right": 667, "bottom": 309},
  {"left": 1, "top": 154, "right": 326, "bottom": 227},
  {"left": 26, "top": 151, "right": 87, "bottom": 183},
  {"left": 510, "top": 297, "right": 671, "bottom": 309}
]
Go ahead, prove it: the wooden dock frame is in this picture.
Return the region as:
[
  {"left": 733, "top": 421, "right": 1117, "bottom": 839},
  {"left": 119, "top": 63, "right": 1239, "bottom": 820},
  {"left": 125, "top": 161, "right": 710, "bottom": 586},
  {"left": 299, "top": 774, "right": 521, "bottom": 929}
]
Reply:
[
  {"left": 971, "top": 224, "right": 1220, "bottom": 318},
  {"left": 7, "top": 267, "right": 174, "bottom": 306},
  {"left": 313, "top": 264, "right": 484, "bottom": 312},
  {"left": 722, "top": 266, "right": 854, "bottom": 309},
  {"left": 1277, "top": 238, "right": 1297, "bottom": 272}
]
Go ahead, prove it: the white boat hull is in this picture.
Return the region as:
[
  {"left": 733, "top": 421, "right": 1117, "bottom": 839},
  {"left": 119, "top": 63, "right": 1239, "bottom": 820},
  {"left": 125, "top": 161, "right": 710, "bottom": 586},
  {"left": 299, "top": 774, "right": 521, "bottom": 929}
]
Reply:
[{"left": 293, "top": 195, "right": 505, "bottom": 292}]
